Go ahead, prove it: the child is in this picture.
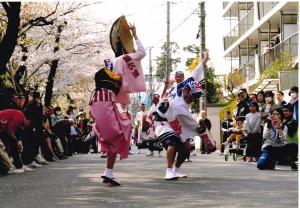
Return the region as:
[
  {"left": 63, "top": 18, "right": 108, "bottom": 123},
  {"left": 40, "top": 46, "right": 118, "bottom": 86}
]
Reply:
[
  {"left": 245, "top": 101, "right": 262, "bottom": 162},
  {"left": 223, "top": 117, "right": 246, "bottom": 149}
]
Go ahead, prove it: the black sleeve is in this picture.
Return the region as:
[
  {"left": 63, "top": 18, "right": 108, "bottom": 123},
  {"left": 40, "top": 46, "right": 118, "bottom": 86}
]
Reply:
[
  {"left": 221, "top": 120, "right": 227, "bottom": 129},
  {"left": 206, "top": 119, "right": 212, "bottom": 131},
  {"left": 287, "top": 120, "right": 298, "bottom": 137}
]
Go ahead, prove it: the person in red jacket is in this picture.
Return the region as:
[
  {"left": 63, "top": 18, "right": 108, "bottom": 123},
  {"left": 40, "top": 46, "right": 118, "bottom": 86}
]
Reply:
[{"left": 0, "top": 109, "right": 31, "bottom": 172}]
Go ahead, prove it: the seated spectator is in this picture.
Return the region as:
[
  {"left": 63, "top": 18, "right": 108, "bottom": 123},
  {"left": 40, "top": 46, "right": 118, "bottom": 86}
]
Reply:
[
  {"left": 43, "top": 106, "right": 66, "bottom": 160},
  {"left": 223, "top": 117, "right": 246, "bottom": 149},
  {"left": 289, "top": 86, "right": 298, "bottom": 122},
  {"left": 51, "top": 118, "right": 71, "bottom": 157},
  {"left": 68, "top": 119, "right": 80, "bottom": 155},
  {"left": 245, "top": 101, "right": 262, "bottom": 162},
  {"left": 51, "top": 107, "right": 65, "bottom": 126},
  {"left": 66, "top": 106, "right": 77, "bottom": 121},
  {"left": 275, "top": 91, "right": 287, "bottom": 108},
  {"left": 282, "top": 104, "right": 298, "bottom": 144},
  {"left": 42, "top": 107, "right": 61, "bottom": 161},
  {"left": 257, "top": 108, "right": 298, "bottom": 170}
]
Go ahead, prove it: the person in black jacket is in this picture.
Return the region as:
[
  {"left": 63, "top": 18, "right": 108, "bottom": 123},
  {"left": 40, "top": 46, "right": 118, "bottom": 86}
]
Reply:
[
  {"left": 199, "top": 111, "right": 212, "bottom": 154},
  {"left": 22, "top": 91, "right": 48, "bottom": 166},
  {"left": 275, "top": 91, "right": 287, "bottom": 108},
  {"left": 235, "top": 88, "right": 250, "bottom": 121},
  {"left": 220, "top": 110, "right": 233, "bottom": 155}
]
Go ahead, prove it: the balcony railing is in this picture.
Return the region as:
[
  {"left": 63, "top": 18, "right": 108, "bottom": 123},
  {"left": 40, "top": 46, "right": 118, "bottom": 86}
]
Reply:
[
  {"left": 227, "top": 59, "right": 256, "bottom": 88},
  {"left": 223, "top": 2, "right": 229, "bottom": 9},
  {"left": 260, "top": 32, "right": 298, "bottom": 72},
  {"left": 224, "top": 8, "right": 254, "bottom": 50},
  {"left": 258, "top": 2, "right": 278, "bottom": 19}
]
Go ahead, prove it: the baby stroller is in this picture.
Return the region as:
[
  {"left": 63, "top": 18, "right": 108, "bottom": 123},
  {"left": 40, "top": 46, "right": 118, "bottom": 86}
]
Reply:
[{"left": 224, "top": 138, "right": 247, "bottom": 161}]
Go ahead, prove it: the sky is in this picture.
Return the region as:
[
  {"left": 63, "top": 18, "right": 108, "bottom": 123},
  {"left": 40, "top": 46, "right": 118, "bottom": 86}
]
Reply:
[{"left": 83, "top": 0, "right": 230, "bottom": 77}]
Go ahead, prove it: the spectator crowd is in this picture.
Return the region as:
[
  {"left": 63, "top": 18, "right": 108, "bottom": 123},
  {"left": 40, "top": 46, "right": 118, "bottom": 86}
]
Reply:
[
  {"left": 0, "top": 87, "right": 94, "bottom": 175},
  {"left": 221, "top": 86, "right": 298, "bottom": 170}
]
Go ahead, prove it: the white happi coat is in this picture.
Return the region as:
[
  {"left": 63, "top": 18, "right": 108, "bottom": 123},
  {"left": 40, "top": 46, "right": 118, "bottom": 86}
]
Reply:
[
  {"left": 155, "top": 96, "right": 199, "bottom": 142},
  {"left": 169, "top": 60, "right": 205, "bottom": 100}
]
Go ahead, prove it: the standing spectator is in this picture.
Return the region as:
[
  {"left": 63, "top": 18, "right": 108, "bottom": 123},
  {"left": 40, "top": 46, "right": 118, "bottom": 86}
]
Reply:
[
  {"left": 199, "top": 111, "right": 212, "bottom": 154},
  {"left": 245, "top": 101, "right": 262, "bottom": 162},
  {"left": 220, "top": 110, "right": 233, "bottom": 155},
  {"left": 275, "top": 91, "right": 287, "bottom": 108},
  {"left": 282, "top": 104, "right": 298, "bottom": 144},
  {"left": 257, "top": 91, "right": 266, "bottom": 112},
  {"left": 250, "top": 93, "right": 258, "bottom": 102},
  {"left": 134, "top": 103, "right": 148, "bottom": 154},
  {"left": 145, "top": 94, "right": 163, "bottom": 156},
  {"left": 257, "top": 108, "right": 298, "bottom": 170},
  {"left": 261, "top": 91, "right": 278, "bottom": 125},
  {"left": 289, "top": 86, "right": 298, "bottom": 122},
  {"left": 23, "top": 91, "right": 48, "bottom": 165},
  {"left": 235, "top": 88, "right": 250, "bottom": 121}
]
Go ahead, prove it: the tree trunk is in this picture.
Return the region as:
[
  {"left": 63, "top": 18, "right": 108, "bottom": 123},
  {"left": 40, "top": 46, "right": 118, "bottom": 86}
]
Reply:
[
  {"left": 44, "top": 22, "right": 66, "bottom": 106},
  {"left": 0, "top": 2, "right": 21, "bottom": 75}
]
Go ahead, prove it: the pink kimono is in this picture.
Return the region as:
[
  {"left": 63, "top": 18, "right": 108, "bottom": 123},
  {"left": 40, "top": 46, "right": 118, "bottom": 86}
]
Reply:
[{"left": 89, "top": 39, "right": 146, "bottom": 159}]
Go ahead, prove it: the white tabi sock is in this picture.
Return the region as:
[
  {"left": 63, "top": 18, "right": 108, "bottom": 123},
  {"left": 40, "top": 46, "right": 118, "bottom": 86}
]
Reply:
[
  {"left": 104, "top": 168, "right": 114, "bottom": 178},
  {"left": 173, "top": 167, "right": 180, "bottom": 173},
  {"left": 167, "top": 168, "right": 173, "bottom": 173}
]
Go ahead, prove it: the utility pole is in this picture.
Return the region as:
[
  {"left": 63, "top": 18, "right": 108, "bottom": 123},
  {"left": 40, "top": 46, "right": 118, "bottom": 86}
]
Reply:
[
  {"left": 149, "top": 47, "right": 153, "bottom": 97},
  {"left": 199, "top": 2, "right": 207, "bottom": 112},
  {"left": 166, "top": 1, "right": 171, "bottom": 81}
]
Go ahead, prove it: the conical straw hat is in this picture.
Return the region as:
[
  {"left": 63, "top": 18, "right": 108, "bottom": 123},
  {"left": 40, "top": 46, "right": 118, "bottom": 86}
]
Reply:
[
  {"left": 119, "top": 16, "right": 135, "bottom": 54},
  {"left": 109, "top": 15, "right": 135, "bottom": 57}
]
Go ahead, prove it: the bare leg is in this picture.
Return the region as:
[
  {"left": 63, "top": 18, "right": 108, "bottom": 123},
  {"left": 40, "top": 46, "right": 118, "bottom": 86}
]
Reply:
[
  {"left": 107, "top": 152, "right": 117, "bottom": 169},
  {"left": 175, "top": 150, "right": 187, "bottom": 168},
  {"left": 46, "top": 138, "right": 56, "bottom": 157},
  {"left": 167, "top": 146, "right": 176, "bottom": 168}
]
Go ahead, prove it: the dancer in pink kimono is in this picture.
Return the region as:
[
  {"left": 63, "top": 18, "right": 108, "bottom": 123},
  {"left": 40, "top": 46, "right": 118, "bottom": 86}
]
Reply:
[{"left": 89, "top": 24, "right": 146, "bottom": 186}]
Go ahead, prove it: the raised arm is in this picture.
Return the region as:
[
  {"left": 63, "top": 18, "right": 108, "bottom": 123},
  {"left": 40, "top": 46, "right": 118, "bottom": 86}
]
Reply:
[
  {"left": 191, "top": 51, "right": 208, "bottom": 82},
  {"left": 129, "top": 23, "right": 146, "bottom": 58}
]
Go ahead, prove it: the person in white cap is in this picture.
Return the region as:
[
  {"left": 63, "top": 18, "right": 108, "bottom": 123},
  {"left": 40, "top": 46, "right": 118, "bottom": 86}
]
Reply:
[
  {"left": 153, "top": 81, "right": 205, "bottom": 180},
  {"left": 162, "top": 51, "right": 209, "bottom": 100}
]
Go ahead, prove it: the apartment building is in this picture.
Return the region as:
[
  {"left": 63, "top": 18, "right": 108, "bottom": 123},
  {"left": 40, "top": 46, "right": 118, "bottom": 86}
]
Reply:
[{"left": 223, "top": 1, "right": 298, "bottom": 93}]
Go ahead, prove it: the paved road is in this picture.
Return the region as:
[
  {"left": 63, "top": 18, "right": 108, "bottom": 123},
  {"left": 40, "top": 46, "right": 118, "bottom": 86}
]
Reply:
[{"left": 0, "top": 150, "right": 298, "bottom": 208}]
